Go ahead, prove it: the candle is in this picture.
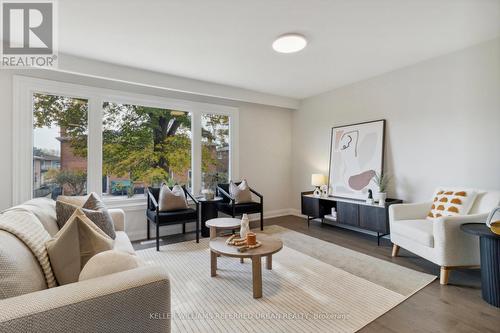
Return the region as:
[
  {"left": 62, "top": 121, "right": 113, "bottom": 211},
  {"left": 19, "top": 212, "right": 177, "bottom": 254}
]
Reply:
[{"left": 246, "top": 232, "right": 256, "bottom": 246}]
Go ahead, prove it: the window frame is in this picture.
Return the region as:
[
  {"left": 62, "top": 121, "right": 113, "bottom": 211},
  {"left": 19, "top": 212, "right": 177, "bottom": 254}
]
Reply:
[{"left": 13, "top": 76, "right": 239, "bottom": 206}]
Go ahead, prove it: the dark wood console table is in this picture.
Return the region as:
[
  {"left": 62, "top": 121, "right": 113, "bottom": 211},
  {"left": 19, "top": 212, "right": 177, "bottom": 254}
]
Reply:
[{"left": 301, "top": 191, "right": 402, "bottom": 245}]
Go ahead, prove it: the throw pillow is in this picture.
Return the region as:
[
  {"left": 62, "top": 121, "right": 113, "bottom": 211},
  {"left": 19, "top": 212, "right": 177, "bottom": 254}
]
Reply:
[
  {"left": 79, "top": 250, "right": 143, "bottom": 281},
  {"left": 57, "top": 194, "right": 89, "bottom": 206},
  {"left": 82, "top": 193, "right": 116, "bottom": 239},
  {"left": 56, "top": 193, "right": 116, "bottom": 239},
  {"left": 427, "top": 189, "right": 478, "bottom": 219},
  {"left": 158, "top": 184, "right": 189, "bottom": 211},
  {"left": 46, "top": 209, "right": 114, "bottom": 285},
  {"left": 230, "top": 180, "right": 253, "bottom": 204}
]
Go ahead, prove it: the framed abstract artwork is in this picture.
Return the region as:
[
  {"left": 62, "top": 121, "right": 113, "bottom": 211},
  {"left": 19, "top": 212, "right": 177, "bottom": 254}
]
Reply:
[{"left": 328, "top": 119, "right": 385, "bottom": 200}]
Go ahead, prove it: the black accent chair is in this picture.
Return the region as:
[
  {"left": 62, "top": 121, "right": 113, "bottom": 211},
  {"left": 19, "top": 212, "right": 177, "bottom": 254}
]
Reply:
[
  {"left": 216, "top": 183, "right": 264, "bottom": 230},
  {"left": 146, "top": 186, "right": 199, "bottom": 251}
]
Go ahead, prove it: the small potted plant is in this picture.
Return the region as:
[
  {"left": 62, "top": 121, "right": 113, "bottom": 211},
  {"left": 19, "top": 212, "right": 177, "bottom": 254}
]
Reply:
[
  {"left": 202, "top": 172, "right": 220, "bottom": 200},
  {"left": 372, "top": 171, "right": 391, "bottom": 206}
]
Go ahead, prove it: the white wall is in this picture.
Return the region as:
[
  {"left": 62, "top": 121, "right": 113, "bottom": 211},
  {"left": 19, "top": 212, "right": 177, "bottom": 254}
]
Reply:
[
  {"left": 1, "top": 37, "right": 499, "bottom": 239},
  {"left": 0, "top": 64, "right": 293, "bottom": 240},
  {"left": 292, "top": 38, "right": 500, "bottom": 209}
]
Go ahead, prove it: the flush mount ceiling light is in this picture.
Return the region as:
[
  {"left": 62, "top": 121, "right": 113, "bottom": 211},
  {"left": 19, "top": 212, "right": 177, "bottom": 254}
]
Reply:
[{"left": 272, "top": 33, "right": 307, "bottom": 53}]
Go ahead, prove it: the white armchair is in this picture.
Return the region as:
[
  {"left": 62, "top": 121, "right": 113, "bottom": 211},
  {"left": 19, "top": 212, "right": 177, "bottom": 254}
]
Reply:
[{"left": 389, "top": 188, "right": 500, "bottom": 285}]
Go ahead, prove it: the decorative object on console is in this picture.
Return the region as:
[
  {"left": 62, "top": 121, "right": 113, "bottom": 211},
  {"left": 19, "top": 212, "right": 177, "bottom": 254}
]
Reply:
[
  {"left": 372, "top": 171, "right": 391, "bottom": 205},
  {"left": 330, "top": 207, "right": 337, "bottom": 220},
  {"left": 328, "top": 119, "right": 385, "bottom": 200},
  {"left": 427, "top": 188, "right": 477, "bottom": 219},
  {"left": 311, "top": 174, "right": 326, "bottom": 197},
  {"left": 321, "top": 184, "right": 328, "bottom": 197},
  {"left": 366, "top": 189, "right": 374, "bottom": 205},
  {"left": 240, "top": 214, "right": 250, "bottom": 238},
  {"left": 487, "top": 207, "right": 500, "bottom": 235}
]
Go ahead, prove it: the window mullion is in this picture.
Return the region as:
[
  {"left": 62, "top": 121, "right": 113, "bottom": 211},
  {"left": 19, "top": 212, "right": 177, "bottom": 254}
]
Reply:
[
  {"left": 192, "top": 112, "right": 202, "bottom": 195},
  {"left": 87, "top": 97, "right": 103, "bottom": 195}
]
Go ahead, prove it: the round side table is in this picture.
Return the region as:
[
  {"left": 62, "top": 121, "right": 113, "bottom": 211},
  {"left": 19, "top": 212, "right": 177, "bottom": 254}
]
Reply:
[
  {"left": 461, "top": 223, "right": 500, "bottom": 308},
  {"left": 205, "top": 217, "right": 241, "bottom": 239},
  {"left": 198, "top": 197, "right": 223, "bottom": 237}
]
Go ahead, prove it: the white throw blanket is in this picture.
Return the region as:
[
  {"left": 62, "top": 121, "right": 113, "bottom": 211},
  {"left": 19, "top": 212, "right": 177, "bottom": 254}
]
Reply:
[{"left": 0, "top": 210, "right": 57, "bottom": 288}]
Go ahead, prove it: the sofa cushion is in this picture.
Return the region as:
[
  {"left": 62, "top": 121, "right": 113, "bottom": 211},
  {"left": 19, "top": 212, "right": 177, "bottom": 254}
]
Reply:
[
  {"left": 113, "top": 231, "right": 135, "bottom": 255},
  {"left": 391, "top": 219, "right": 434, "bottom": 248},
  {"left": 0, "top": 231, "right": 47, "bottom": 299},
  {"left": 79, "top": 250, "right": 143, "bottom": 281},
  {"left": 46, "top": 209, "right": 114, "bottom": 285},
  {"left": 3, "top": 198, "right": 59, "bottom": 237}
]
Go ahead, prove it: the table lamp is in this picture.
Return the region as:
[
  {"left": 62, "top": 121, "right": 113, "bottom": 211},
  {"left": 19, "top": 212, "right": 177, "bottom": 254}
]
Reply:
[{"left": 311, "top": 174, "right": 326, "bottom": 197}]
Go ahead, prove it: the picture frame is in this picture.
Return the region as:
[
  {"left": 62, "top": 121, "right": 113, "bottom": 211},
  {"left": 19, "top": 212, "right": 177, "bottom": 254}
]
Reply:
[{"left": 328, "top": 119, "right": 385, "bottom": 200}]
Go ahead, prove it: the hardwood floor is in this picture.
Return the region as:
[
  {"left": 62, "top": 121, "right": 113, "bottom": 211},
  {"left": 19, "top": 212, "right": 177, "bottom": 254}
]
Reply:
[{"left": 132, "top": 215, "right": 500, "bottom": 332}]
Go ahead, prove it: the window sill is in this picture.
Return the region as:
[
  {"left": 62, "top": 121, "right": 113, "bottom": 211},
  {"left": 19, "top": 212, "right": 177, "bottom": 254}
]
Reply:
[
  {"left": 102, "top": 194, "right": 198, "bottom": 210},
  {"left": 103, "top": 195, "right": 147, "bottom": 210}
]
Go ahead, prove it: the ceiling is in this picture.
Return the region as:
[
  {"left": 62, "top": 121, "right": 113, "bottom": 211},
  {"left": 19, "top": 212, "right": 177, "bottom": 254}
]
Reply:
[{"left": 58, "top": 0, "right": 500, "bottom": 99}]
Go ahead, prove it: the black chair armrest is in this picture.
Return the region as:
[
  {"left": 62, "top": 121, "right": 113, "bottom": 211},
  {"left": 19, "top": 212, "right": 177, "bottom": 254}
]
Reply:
[
  {"left": 217, "top": 186, "right": 234, "bottom": 203},
  {"left": 147, "top": 191, "right": 159, "bottom": 212},
  {"left": 183, "top": 186, "right": 199, "bottom": 207},
  {"left": 249, "top": 187, "right": 263, "bottom": 201}
]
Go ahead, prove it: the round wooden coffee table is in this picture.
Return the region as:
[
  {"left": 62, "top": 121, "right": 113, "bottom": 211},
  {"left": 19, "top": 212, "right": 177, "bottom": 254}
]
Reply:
[
  {"left": 209, "top": 234, "right": 283, "bottom": 298},
  {"left": 205, "top": 217, "right": 242, "bottom": 239}
]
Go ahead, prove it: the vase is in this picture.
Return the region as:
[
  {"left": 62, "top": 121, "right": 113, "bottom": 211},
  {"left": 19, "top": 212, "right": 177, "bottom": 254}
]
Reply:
[
  {"left": 240, "top": 214, "right": 250, "bottom": 238},
  {"left": 378, "top": 192, "right": 387, "bottom": 206},
  {"left": 202, "top": 189, "right": 215, "bottom": 200}
]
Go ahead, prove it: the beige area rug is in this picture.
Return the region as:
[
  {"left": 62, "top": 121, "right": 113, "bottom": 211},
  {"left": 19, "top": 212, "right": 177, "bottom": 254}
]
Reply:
[{"left": 137, "top": 225, "right": 435, "bottom": 333}]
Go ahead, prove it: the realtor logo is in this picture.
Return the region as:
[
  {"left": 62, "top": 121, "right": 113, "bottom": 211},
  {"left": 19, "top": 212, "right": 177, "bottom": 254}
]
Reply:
[{"left": 1, "top": 0, "right": 57, "bottom": 67}]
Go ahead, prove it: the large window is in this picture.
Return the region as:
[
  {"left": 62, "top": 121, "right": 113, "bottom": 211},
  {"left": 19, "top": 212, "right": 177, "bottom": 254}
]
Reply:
[
  {"left": 32, "top": 93, "right": 88, "bottom": 199},
  {"left": 15, "top": 77, "right": 238, "bottom": 205},
  {"left": 102, "top": 102, "right": 192, "bottom": 197},
  {"left": 201, "top": 114, "right": 230, "bottom": 190}
]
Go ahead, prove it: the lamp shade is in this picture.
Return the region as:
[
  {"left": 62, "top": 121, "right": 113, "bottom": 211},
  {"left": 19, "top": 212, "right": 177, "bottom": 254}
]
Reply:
[{"left": 311, "top": 174, "right": 326, "bottom": 187}]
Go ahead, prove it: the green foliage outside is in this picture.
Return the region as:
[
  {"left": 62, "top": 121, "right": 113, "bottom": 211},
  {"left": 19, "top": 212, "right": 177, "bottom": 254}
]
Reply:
[{"left": 33, "top": 94, "right": 229, "bottom": 191}]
